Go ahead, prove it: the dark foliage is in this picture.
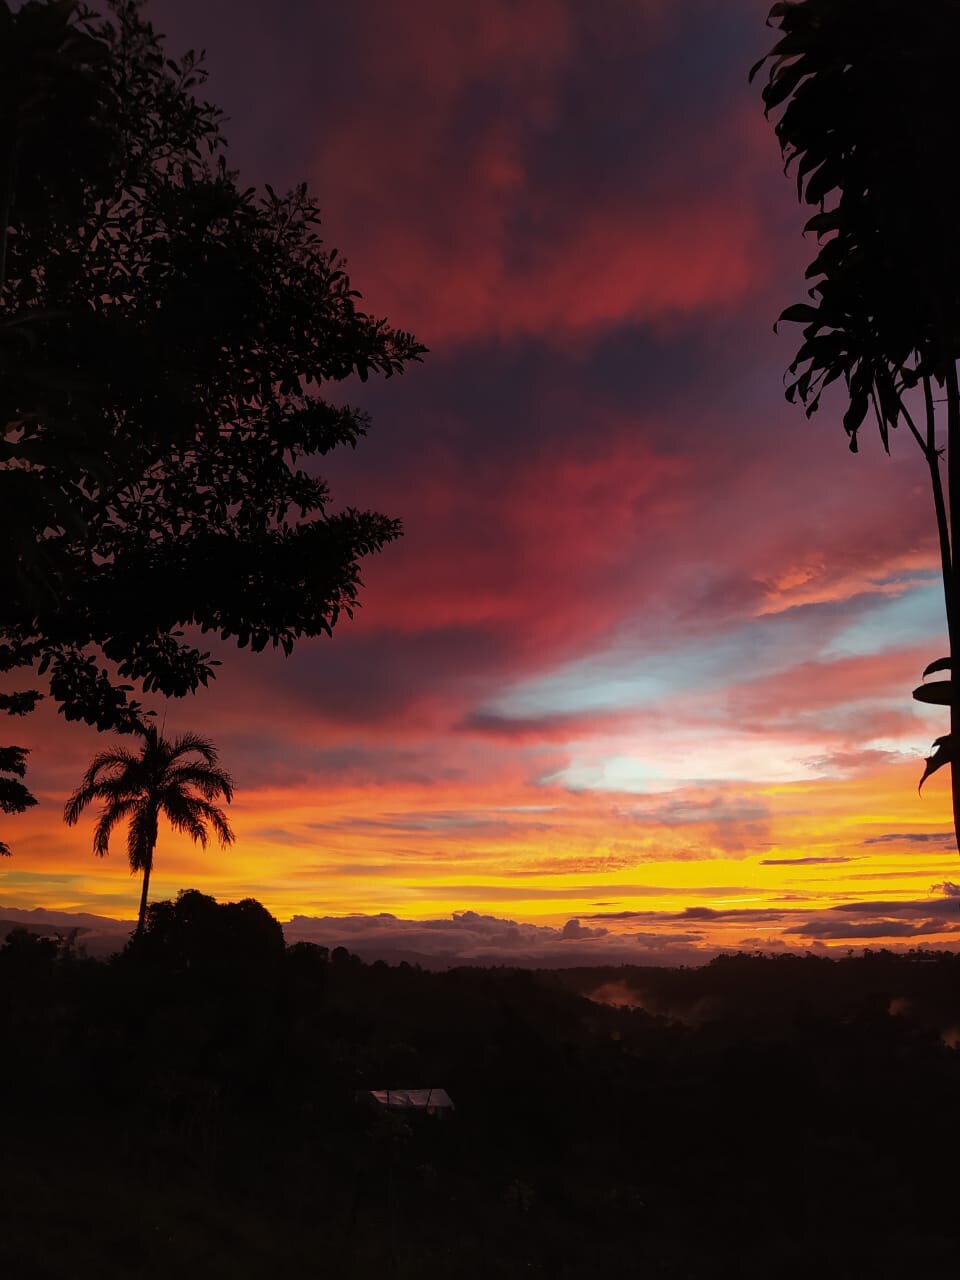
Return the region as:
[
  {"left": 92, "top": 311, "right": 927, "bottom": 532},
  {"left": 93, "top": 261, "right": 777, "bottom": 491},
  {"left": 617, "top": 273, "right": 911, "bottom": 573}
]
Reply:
[
  {"left": 135, "top": 888, "right": 285, "bottom": 980},
  {"left": 2, "top": 898, "right": 959, "bottom": 1277},
  {"left": 754, "top": 0, "right": 960, "bottom": 841},
  {"left": 0, "top": 0, "right": 425, "bottom": 827},
  {"left": 0, "top": 744, "right": 34, "bottom": 855},
  {"left": 753, "top": 0, "right": 960, "bottom": 443}
]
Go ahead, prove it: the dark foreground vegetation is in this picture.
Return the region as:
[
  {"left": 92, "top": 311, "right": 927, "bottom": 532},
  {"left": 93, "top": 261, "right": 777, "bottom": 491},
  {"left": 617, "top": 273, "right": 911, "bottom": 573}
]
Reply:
[{"left": 2, "top": 893, "right": 960, "bottom": 1278}]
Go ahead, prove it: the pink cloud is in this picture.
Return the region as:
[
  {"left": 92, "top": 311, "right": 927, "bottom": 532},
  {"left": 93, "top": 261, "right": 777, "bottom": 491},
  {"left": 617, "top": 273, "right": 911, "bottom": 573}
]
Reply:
[
  {"left": 311, "top": 4, "right": 783, "bottom": 346},
  {"left": 726, "top": 648, "right": 934, "bottom": 723}
]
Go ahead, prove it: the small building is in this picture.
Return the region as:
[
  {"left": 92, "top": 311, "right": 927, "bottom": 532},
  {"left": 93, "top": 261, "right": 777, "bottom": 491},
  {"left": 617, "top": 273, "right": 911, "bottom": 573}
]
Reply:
[{"left": 362, "top": 1088, "right": 454, "bottom": 1117}]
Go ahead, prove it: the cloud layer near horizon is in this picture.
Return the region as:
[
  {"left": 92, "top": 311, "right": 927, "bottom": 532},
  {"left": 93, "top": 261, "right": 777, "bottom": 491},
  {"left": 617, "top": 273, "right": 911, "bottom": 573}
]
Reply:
[{"left": 3, "top": 0, "right": 957, "bottom": 955}]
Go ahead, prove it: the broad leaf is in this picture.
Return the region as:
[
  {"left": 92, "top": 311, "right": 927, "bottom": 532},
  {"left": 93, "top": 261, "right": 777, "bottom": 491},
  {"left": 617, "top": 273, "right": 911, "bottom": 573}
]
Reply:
[
  {"left": 920, "top": 734, "right": 954, "bottom": 794},
  {"left": 912, "top": 682, "right": 953, "bottom": 707},
  {"left": 923, "top": 657, "right": 953, "bottom": 679}
]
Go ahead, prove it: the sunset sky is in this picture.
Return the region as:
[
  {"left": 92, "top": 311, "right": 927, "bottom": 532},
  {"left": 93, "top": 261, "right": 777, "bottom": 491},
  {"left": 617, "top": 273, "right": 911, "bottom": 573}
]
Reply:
[{"left": 4, "top": 0, "right": 960, "bottom": 963}]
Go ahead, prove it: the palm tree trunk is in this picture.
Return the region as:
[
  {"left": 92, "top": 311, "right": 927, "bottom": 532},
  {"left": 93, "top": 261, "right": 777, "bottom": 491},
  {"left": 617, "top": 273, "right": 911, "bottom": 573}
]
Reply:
[
  {"left": 135, "top": 855, "right": 152, "bottom": 938},
  {"left": 135, "top": 807, "right": 158, "bottom": 938}
]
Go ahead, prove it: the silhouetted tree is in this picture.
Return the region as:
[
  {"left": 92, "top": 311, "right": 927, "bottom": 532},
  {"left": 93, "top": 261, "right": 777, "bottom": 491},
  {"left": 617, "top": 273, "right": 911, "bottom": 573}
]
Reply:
[
  {"left": 137, "top": 887, "right": 284, "bottom": 977},
  {"left": 0, "top": 0, "right": 425, "bottom": 838},
  {"left": 0, "top": 925, "right": 58, "bottom": 966},
  {"left": 63, "top": 726, "right": 234, "bottom": 934},
  {"left": 0, "top": 746, "right": 34, "bottom": 856},
  {"left": 753, "top": 1, "right": 960, "bottom": 851}
]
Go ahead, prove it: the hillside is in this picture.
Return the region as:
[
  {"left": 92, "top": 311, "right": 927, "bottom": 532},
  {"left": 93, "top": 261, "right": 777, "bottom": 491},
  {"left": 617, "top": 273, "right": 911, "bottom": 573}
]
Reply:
[{"left": 2, "top": 922, "right": 959, "bottom": 1277}]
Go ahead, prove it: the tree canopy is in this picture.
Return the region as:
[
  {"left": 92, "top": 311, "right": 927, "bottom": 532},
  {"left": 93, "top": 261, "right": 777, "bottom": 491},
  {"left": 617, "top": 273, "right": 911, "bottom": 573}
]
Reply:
[
  {"left": 754, "top": 0, "right": 960, "bottom": 845},
  {"left": 752, "top": 0, "right": 960, "bottom": 449},
  {"left": 0, "top": 0, "right": 425, "bottom": 827},
  {"left": 137, "top": 888, "right": 286, "bottom": 978},
  {"left": 64, "top": 723, "right": 235, "bottom": 933}
]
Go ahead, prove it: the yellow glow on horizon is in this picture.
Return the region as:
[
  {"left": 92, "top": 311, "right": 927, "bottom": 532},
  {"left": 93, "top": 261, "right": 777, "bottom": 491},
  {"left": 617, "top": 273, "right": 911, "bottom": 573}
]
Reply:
[{"left": 3, "top": 752, "right": 957, "bottom": 958}]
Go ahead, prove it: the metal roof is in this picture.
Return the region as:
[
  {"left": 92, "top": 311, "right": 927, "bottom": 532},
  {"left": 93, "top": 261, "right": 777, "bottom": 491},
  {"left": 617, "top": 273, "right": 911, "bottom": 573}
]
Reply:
[{"left": 367, "top": 1088, "right": 454, "bottom": 1111}]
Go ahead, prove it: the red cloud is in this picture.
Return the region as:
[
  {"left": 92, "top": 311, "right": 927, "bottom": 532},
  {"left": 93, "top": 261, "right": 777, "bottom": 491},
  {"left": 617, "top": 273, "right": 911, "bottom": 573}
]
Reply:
[
  {"left": 311, "top": 3, "right": 781, "bottom": 345},
  {"left": 351, "top": 425, "right": 691, "bottom": 660}
]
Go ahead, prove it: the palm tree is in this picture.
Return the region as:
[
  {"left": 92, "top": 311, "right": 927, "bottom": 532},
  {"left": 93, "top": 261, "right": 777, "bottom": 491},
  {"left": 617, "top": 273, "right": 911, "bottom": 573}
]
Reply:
[{"left": 64, "top": 725, "right": 235, "bottom": 937}]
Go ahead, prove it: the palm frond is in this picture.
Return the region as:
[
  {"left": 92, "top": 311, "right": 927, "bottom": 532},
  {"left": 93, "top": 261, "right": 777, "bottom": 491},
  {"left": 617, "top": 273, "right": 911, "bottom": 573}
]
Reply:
[
  {"left": 161, "top": 790, "right": 210, "bottom": 848},
  {"left": 126, "top": 801, "right": 157, "bottom": 874},
  {"left": 93, "top": 797, "right": 138, "bottom": 858},
  {"left": 169, "top": 733, "right": 219, "bottom": 766},
  {"left": 164, "top": 762, "right": 234, "bottom": 803},
  {"left": 64, "top": 743, "right": 141, "bottom": 825},
  {"left": 79, "top": 747, "right": 139, "bottom": 786},
  {"left": 63, "top": 782, "right": 96, "bottom": 827},
  {"left": 195, "top": 799, "right": 235, "bottom": 848},
  {"left": 65, "top": 774, "right": 141, "bottom": 825}
]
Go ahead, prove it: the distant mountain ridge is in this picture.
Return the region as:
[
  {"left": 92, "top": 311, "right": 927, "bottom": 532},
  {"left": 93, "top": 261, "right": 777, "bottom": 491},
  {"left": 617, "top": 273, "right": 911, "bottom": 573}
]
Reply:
[
  {"left": 0, "top": 907, "right": 133, "bottom": 959},
  {"left": 0, "top": 906, "right": 135, "bottom": 930},
  {"left": 0, "top": 905, "right": 711, "bottom": 968}
]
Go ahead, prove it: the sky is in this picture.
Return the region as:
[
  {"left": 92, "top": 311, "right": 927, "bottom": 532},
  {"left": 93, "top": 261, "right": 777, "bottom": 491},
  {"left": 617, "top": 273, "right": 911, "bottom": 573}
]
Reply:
[{"left": 4, "top": 0, "right": 960, "bottom": 965}]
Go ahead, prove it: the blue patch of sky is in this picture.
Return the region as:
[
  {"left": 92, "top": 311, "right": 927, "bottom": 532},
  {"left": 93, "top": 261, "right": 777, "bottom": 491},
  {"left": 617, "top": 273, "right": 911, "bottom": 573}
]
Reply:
[
  {"left": 491, "top": 601, "right": 883, "bottom": 723},
  {"left": 542, "top": 755, "right": 666, "bottom": 792},
  {"left": 486, "top": 643, "right": 708, "bottom": 720},
  {"left": 824, "top": 580, "right": 944, "bottom": 660},
  {"left": 485, "top": 578, "right": 944, "bottom": 732},
  {"left": 519, "top": 580, "right": 945, "bottom": 794}
]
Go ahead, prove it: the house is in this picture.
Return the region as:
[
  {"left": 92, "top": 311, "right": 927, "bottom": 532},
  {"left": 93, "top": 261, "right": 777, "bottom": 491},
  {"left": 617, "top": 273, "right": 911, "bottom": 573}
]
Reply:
[{"left": 362, "top": 1088, "right": 454, "bottom": 1116}]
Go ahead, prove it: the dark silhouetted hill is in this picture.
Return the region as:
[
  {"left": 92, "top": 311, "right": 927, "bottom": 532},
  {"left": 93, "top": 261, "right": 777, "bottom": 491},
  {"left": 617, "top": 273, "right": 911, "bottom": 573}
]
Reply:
[{"left": 2, "top": 891, "right": 959, "bottom": 1278}]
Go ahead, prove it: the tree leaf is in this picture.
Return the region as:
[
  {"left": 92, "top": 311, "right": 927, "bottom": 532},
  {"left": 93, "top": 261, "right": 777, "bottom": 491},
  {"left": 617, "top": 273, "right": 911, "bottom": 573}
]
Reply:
[
  {"left": 920, "top": 735, "right": 954, "bottom": 794},
  {"left": 913, "top": 682, "right": 953, "bottom": 707},
  {"left": 842, "top": 393, "right": 870, "bottom": 443},
  {"left": 776, "top": 303, "right": 820, "bottom": 328},
  {"left": 923, "top": 657, "right": 953, "bottom": 679}
]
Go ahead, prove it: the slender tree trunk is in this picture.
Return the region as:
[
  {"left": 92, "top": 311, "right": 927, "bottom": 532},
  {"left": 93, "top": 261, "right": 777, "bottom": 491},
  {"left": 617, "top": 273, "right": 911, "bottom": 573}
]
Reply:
[
  {"left": 923, "top": 377, "right": 953, "bottom": 633},
  {"left": 945, "top": 361, "right": 960, "bottom": 856},
  {"left": 136, "top": 853, "right": 153, "bottom": 938},
  {"left": 135, "top": 807, "right": 158, "bottom": 938}
]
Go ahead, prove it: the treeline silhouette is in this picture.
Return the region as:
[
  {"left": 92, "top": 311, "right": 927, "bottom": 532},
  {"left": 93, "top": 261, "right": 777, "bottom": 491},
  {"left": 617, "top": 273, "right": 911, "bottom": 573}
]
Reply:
[{"left": 2, "top": 892, "right": 959, "bottom": 1278}]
